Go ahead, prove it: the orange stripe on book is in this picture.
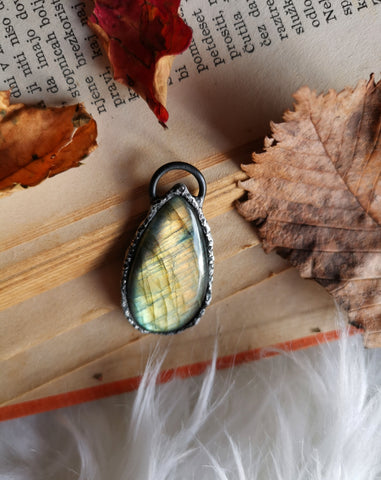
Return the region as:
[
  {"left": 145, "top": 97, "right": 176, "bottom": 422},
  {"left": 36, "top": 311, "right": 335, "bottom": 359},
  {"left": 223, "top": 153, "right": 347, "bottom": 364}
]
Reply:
[{"left": 0, "top": 328, "right": 361, "bottom": 422}]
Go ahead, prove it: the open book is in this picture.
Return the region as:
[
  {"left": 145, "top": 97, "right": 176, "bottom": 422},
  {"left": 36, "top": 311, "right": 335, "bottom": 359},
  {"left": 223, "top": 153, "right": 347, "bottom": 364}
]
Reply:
[{"left": 0, "top": 0, "right": 380, "bottom": 419}]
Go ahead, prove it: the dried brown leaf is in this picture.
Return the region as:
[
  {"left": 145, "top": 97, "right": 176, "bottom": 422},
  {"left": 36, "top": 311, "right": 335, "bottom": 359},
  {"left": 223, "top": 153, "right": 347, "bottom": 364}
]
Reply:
[
  {"left": 0, "top": 91, "right": 97, "bottom": 196},
  {"left": 237, "top": 76, "right": 381, "bottom": 336}
]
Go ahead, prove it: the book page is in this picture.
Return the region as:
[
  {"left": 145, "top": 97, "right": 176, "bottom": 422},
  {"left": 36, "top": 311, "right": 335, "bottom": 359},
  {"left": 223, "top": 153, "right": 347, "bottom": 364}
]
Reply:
[
  {"left": 0, "top": 1, "right": 380, "bottom": 409},
  {"left": 0, "top": 1, "right": 380, "bottom": 248}
]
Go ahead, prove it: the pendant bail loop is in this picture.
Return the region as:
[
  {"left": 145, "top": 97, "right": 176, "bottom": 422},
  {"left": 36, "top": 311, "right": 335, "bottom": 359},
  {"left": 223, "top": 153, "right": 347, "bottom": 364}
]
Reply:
[{"left": 149, "top": 162, "right": 207, "bottom": 206}]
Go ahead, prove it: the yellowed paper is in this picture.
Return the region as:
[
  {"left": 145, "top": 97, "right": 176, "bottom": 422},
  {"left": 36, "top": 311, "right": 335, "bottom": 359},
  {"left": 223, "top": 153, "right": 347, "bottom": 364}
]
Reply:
[{"left": 0, "top": 0, "right": 380, "bottom": 406}]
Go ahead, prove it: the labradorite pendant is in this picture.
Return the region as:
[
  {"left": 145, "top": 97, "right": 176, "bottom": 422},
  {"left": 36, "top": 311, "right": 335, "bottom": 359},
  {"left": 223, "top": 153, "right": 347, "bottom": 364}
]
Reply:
[{"left": 121, "top": 162, "right": 214, "bottom": 334}]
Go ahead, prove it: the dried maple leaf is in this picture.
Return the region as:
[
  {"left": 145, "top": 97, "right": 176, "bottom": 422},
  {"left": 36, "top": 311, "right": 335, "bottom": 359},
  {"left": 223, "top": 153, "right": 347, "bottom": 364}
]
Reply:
[
  {"left": 88, "top": 0, "right": 192, "bottom": 125},
  {"left": 0, "top": 91, "right": 97, "bottom": 195},
  {"left": 237, "top": 76, "right": 381, "bottom": 337}
]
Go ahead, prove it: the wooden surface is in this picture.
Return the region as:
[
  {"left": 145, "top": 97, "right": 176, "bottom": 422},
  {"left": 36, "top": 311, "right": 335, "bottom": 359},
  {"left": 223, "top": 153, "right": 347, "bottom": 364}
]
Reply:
[{"left": 0, "top": 142, "right": 343, "bottom": 413}]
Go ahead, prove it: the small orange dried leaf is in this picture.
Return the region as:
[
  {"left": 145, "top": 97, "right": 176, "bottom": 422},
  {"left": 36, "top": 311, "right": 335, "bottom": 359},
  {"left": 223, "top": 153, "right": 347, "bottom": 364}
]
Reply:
[
  {"left": 237, "top": 76, "right": 381, "bottom": 337},
  {"left": 88, "top": 0, "right": 192, "bottom": 125},
  {"left": 0, "top": 91, "right": 97, "bottom": 195}
]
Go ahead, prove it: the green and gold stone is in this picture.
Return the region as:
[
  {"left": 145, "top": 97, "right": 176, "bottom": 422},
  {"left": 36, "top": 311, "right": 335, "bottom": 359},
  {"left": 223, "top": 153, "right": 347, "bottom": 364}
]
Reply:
[{"left": 127, "top": 195, "right": 208, "bottom": 333}]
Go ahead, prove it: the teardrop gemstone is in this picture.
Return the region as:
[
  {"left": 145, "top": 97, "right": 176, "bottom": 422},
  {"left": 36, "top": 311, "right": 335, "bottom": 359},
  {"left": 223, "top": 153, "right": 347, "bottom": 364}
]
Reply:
[{"left": 126, "top": 195, "right": 209, "bottom": 333}]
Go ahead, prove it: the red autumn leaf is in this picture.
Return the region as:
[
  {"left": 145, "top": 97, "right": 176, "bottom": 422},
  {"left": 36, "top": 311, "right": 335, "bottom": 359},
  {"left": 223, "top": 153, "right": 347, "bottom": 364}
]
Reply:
[
  {"left": 237, "top": 77, "right": 381, "bottom": 339},
  {"left": 0, "top": 91, "right": 97, "bottom": 195},
  {"left": 88, "top": 0, "right": 192, "bottom": 125}
]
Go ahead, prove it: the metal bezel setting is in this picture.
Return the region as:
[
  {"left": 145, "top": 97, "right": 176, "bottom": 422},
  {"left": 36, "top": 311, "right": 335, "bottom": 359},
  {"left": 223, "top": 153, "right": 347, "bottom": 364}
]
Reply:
[{"left": 121, "top": 183, "right": 214, "bottom": 334}]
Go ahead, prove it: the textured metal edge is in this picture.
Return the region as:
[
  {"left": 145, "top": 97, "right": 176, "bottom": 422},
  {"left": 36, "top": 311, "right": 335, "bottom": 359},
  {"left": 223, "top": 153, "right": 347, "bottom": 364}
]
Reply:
[{"left": 121, "top": 183, "right": 214, "bottom": 335}]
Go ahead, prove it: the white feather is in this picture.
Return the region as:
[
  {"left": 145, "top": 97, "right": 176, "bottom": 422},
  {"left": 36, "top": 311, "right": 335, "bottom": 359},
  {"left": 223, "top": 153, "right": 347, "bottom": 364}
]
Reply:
[{"left": 1, "top": 324, "right": 381, "bottom": 479}]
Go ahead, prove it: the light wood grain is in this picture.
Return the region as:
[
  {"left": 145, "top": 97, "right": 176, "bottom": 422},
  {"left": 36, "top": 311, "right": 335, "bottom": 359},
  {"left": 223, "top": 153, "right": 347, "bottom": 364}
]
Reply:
[
  {"left": 2, "top": 262, "right": 336, "bottom": 406},
  {"left": 0, "top": 155, "right": 249, "bottom": 311},
  {"left": 364, "top": 330, "right": 381, "bottom": 348},
  {"left": 0, "top": 144, "right": 343, "bottom": 409}
]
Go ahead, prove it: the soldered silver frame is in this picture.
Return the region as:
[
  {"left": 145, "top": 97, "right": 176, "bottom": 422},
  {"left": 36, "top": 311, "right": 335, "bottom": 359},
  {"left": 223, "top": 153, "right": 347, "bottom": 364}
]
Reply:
[{"left": 121, "top": 182, "right": 214, "bottom": 335}]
